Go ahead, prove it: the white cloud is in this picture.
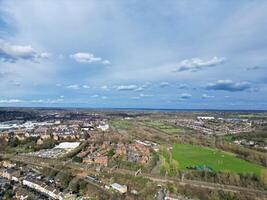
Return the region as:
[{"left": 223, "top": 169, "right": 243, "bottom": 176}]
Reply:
[
  {"left": 66, "top": 84, "right": 79, "bottom": 89},
  {"left": 139, "top": 93, "right": 153, "bottom": 97},
  {"left": 31, "top": 99, "right": 44, "bottom": 103},
  {"left": 0, "top": 98, "right": 66, "bottom": 104},
  {"left": 91, "top": 94, "right": 99, "bottom": 98},
  {"left": 134, "top": 82, "right": 151, "bottom": 91},
  {"left": 176, "top": 57, "right": 225, "bottom": 72},
  {"left": 38, "top": 52, "right": 51, "bottom": 59},
  {"left": 135, "top": 87, "right": 144, "bottom": 91},
  {"left": 82, "top": 85, "right": 90, "bottom": 89},
  {"left": 101, "top": 85, "right": 108, "bottom": 90},
  {"left": 70, "top": 52, "right": 110, "bottom": 64},
  {"left": 0, "top": 40, "right": 49, "bottom": 62},
  {"left": 130, "top": 96, "right": 140, "bottom": 100},
  {"left": 205, "top": 80, "right": 251, "bottom": 92},
  {"left": 159, "top": 81, "right": 169, "bottom": 87},
  {"left": 102, "top": 60, "right": 110, "bottom": 65},
  {"left": 117, "top": 85, "right": 138, "bottom": 91},
  {"left": 178, "top": 83, "right": 188, "bottom": 89},
  {"left": 0, "top": 99, "right": 22, "bottom": 103},
  {"left": 31, "top": 98, "right": 64, "bottom": 103},
  {"left": 202, "top": 94, "right": 215, "bottom": 99}
]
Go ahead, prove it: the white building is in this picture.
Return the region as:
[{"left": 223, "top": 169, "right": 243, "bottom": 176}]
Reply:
[
  {"left": 197, "top": 116, "right": 215, "bottom": 120},
  {"left": 97, "top": 124, "right": 109, "bottom": 131},
  {"left": 22, "top": 180, "right": 64, "bottom": 200},
  {"left": 110, "top": 183, "right": 127, "bottom": 194},
  {"left": 54, "top": 142, "right": 80, "bottom": 149}
]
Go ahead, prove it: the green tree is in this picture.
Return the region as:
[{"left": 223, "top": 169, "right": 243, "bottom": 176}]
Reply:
[
  {"left": 72, "top": 156, "right": 83, "bottom": 163},
  {"left": 107, "top": 149, "right": 115, "bottom": 158},
  {"left": 79, "top": 180, "right": 88, "bottom": 193}
]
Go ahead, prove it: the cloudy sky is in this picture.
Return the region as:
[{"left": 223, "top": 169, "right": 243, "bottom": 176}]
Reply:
[{"left": 0, "top": 0, "right": 267, "bottom": 109}]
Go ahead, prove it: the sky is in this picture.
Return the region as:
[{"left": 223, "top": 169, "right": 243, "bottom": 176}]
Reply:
[{"left": 0, "top": 0, "right": 267, "bottom": 109}]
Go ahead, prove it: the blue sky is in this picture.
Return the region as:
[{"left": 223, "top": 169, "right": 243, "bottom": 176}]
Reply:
[{"left": 0, "top": 0, "right": 267, "bottom": 109}]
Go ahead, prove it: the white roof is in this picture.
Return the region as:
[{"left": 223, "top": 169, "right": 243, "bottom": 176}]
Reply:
[
  {"left": 54, "top": 142, "right": 80, "bottom": 149},
  {"left": 111, "top": 183, "right": 126, "bottom": 189}
]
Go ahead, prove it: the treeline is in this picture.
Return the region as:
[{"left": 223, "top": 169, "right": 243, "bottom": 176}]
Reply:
[
  {"left": 185, "top": 170, "right": 267, "bottom": 190},
  {"left": 167, "top": 182, "right": 265, "bottom": 200},
  {"left": 215, "top": 139, "right": 267, "bottom": 167},
  {"left": 4, "top": 137, "right": 58, "bottom": 153},
  {"left": 0, "top": 110, "right": 37, "bottom": 122},
  {"left": 159, "top": 146, "right": 179, "bottom": 176},
  {"left": 60, "top": 141, "right": 88, "bottom": 160},
  {"left": 41, "top": 167, "right": 88, "bottom": 195}
]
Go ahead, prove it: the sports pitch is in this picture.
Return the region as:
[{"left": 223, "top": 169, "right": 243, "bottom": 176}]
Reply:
[{"left": 172, "top": 144, "right": 265, "bottom": 175}]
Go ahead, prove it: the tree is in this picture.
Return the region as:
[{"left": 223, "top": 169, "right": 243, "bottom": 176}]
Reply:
[
  {"left": 160, "top": 160, "right": 170, "bottom": 176},
  {"left": 68, "top": 178, "right": 80, "bottom": 193},
  {"left": 260, "top": 169, "right": 267, "bottom": 189},
  {"left": 56, "top": 171, "right": 72, "bottom": 188},
  {"left": 72, "top": 156, "right": 83, "bottom": 163},
  {"left": 170, "top": 160, "right": 179, "bottom": 175},
  {"left": 79, "top": 180, "right": 88, "bottom": 193},
  {"left": 3, "top": 190, "right": 13, "bottom": 200},
  {"left": 42, "top": 167, "right": 58, "bottom": 177},
  {"left": 107, "top": 149, "right": 115, "bottom": 158},
  {"left": 167, "top": 183, "right": 177, "bottom": 193}
]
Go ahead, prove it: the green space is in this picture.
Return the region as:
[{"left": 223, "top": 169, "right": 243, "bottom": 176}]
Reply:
[
  {"left": 144, "top": 120, "right": 184, "bottom": 134},
  {"left": 110, "top": 119, "right": 133, "bottom": 130},
  {"left": 171, "top": 144, "right": 265, "bottom": 175},
  {"left": 236, "top": 114, "right": 266, "bottom": 118}
]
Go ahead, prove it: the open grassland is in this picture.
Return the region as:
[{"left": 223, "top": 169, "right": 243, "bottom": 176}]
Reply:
[
  {"left": 143, "top": 120, "right": 184, "bottom": 134},
  {"left": 110, "top": 119, "right": 134, "bottom": 130},
  {"left": 172, "top": 144, "right": 265, "bottom": 176}
]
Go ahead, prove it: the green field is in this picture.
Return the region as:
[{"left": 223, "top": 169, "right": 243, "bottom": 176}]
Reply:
[
  {"left": 172, "top": 144, "right": 265, "bottom": 175},
  {"left": 144, "top": 120, "right": 184, "bottom": 134},
  {"left": 110, "top": 119, "right": 133, "bottom": 130}
]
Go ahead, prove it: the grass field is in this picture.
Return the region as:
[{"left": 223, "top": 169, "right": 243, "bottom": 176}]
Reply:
[
  {"left": 144, "top": 120, "right": 184, "bottom": 134},
  {"left": 110, "top": 119, "right": 133, "bottom": 130},
  {"left": 172, "top": 144, "right": 265, "bottom": 175}
]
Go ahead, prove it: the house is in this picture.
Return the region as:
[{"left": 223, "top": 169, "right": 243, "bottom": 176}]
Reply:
[
  {"left": 95, "top": 156, "right": 108, "bottom": 166},
  {"left": 2, "top": 160, "right": 16, "bottom": 168},
  {"left": 115, "top": 143, "right": 127, "bottom": 157},
  {"left": 22, "top": 179, "right": 64, "bottom": 200},
  {"left": 0, "top": 168, "right": 21, "bottom": 182}
]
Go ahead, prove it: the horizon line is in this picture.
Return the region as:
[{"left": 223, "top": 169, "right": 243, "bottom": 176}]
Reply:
[{"left": 0, "top": 106, "right": 266, "bottom": 112}]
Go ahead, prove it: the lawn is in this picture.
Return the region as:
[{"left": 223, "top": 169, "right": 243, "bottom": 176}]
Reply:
[
  {"left": 172, "top": 144, "right": 265, "bottom": 175},
  {"left": 144, "top": 120, "right": 184, "bottom": 134}
]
